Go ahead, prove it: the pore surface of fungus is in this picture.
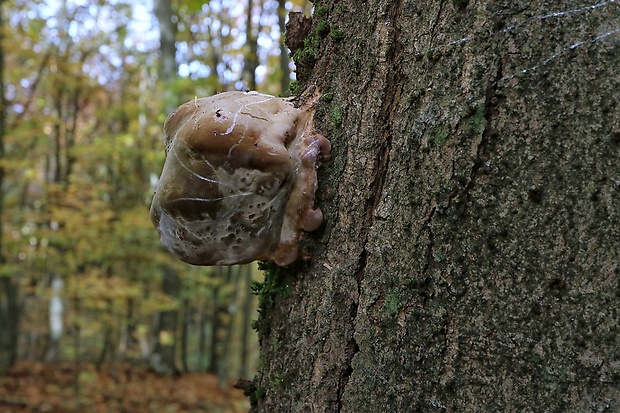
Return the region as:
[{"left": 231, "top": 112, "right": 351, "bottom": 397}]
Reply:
[{"left": 150, "top": 91, "right": 330, "bottom": 266}]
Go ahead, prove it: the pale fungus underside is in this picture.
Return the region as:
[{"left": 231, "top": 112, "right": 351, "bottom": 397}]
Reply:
[{"left": 150, "top": 91, "right": 331, "bottom": 266}]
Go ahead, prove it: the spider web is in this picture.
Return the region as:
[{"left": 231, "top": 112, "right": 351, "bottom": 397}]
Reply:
[{"left": 421, "top": 0, "right": 620, "bottom": 84}]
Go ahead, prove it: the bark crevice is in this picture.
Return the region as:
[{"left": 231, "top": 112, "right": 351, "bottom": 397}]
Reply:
[
  {"left": 422, "top": 206, "right": 437, "bottom": 274},
  {"left": 446, "top": 59, "right": 503, "bottom": 216},
  {"left": 336, "top": 1, "right": 406, "bottom": 408}
]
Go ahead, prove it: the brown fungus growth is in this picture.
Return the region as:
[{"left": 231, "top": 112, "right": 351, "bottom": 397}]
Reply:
[{"left": 150, "top": 91, "right": 331, "bottom": 266}]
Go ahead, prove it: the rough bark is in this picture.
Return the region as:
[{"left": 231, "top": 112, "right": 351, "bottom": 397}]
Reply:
[{"left": 252, "top": 0, "right": 620, "bottom": 411}]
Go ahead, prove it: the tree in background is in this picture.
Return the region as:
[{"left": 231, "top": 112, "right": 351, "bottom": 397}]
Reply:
[
  {"left": 277, "top": 0, "right": 290, "bottom": 95},
  {"left": 250, "top": 0, "right": 620, "bottom": 411},
  {"left": 0, "top": 0, "right": 20, "bottom": 373},
  {"left": 151, "top": 0, "right": 182, "bottom": 376}
]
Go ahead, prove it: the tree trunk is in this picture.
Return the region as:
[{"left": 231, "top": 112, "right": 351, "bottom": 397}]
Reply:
[
  {"left": 207, "top": 284, "right": 222, "bottom": 375},
  {"left": 0, "top": 0, "right": 19, "bottom": 374},
  {"left": 198, "top": 303, "right": 207, "bottom": 371},
  {"left": 44, "top": 276, "right": 63, "bottom": 362},
  {"left": 0, "top": 277, "right": 18, "bottom": 373},
  {"left": 239, "top": 265, "right": 253, "bottom": 378},
  {"left": 95, "top": 299, "right": 115, "bottom": 369},
  {"left": 251, "top": 1, "right": 620, "bottom": 411},
  {"left": 152, "top": 0, "right": 181, "bottom": 375},
  {"left": 244, "top": 0, "right": 259, "bottom": 91},
  {"left": 150, "top": 267, "right": 181, "bottom": 375},
  {"left": 154, "top": 0, "right": 178, "bottom": 114},
  {"left": 220, "top": 266, "right": 242, "bottom": 385},
  {"left": 154, "top": 0, "right": 176, "bottom": 88},
  {"left": 180, "top": 296, "right": 189, "bottom": 373},
  {"left": 277, "top": 0, "right": 290, "bottom": 95}
]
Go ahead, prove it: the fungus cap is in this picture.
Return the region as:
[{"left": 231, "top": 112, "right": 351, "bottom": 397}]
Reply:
[{"left": 150, "top": 91, "right": 330, "bottom": 266}]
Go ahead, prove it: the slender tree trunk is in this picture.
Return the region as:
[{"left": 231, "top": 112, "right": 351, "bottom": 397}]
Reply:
[
  {"left": 64, "top": 87, "right": 81, "bottom": 183},
  {"left": 0, "top": 0, "right": 19, "bottom": 374},
  {"left": 118, "top": 298, "right": 134, "bottom": 358},
  {"left": 51, "top": 94, "right": 63, "bottom": 183},
  {"left": 219, "top": 266, "right": 242, "bottom": 385},
  {"left": 95, "top": 299, "right": 115, "bottom": 369},
  {"left": 251, "top": 1, "right": 620, "bottom": 411},
  {"left": 207, "top": 284, "right": 221, "bottom": 375},
  {"left": 207, "top": 266, "right": 234, "bottom": 377},
  {"left": 244, "top": 0, "right": 259, "bottom": 91},
  {"left": 0, "top": 0, "right": 4, "bottom": 260},
  {"left": 239, "top": 265, "right": 253, "bottom": 378},
  {"left": 44, "top": 275, "right": 63, "bottom": 362},
  {"left": 152, "top": 0, "right": 181, "bottom": 375},
  {"left": 198, "top": 303, "right": 207, "bottom": 371},
  {"left": 0, "top": 278, "right": 18, "bottom": 372},
  {"left": 154, "top": 0, "right": 177, "bottom": 92},
  {"left": 180, "top": 296, "right": 189, "bottom": 373},
  {"left": 71, "top": 297, "right": 82, "bottom": 399},
  {"left": 277, "top": 0, "right": 290, "bottom": 95},
  {"left": 150, "top": 267, "right": 181, "bottom": 375}
]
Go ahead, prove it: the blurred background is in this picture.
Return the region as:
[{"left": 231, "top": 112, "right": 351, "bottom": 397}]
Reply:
[{"left": 0, "top": 0, "right": 311, "bottom": 411}]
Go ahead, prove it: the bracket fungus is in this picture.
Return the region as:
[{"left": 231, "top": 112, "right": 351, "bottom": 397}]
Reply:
[{"left": 150, "top": 91, "right": 331, "bottom": 266}]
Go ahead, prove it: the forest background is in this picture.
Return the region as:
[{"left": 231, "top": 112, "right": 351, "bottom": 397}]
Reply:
[{"left": 0, "top": 0, "right": 311, "bottom": 411}]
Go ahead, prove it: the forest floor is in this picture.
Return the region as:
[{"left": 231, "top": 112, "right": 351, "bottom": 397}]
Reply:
[{"left": 0, "top": 361, "right": 249, "bottom": 413}]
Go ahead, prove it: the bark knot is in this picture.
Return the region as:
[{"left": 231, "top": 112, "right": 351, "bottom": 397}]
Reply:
[{"left": 285, "top": 12, "right": 313, "bottom": 56}]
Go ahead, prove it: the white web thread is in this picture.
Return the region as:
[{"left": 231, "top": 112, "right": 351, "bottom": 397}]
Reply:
[
  {"left": 441, "top": 0, "right": 617, "bottom": 47},
  {"left": 426, "top": 0, "right": 620, "bottom": 83},
  {"left": 167, "top": 93, "right": 287, "bottom": 206},
  {"left": 501, "top": 26, "right": 620, "bottom": 82},
  {"left": 218, "top": 93, "right": 275, "bottom": 137},
  {"left": 221, "top": 93, "right": 276, "bottom": 158},
  {"left": 537, "top": 0, "right": 613, "bottom": 20},
  {"left": 170, "top": 140, "right": 252, "bottom": 201}
]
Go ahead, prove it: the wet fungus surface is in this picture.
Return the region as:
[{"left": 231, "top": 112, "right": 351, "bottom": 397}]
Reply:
[{"left": 150, "top": 91, "right": 331, "bottom": 266}]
